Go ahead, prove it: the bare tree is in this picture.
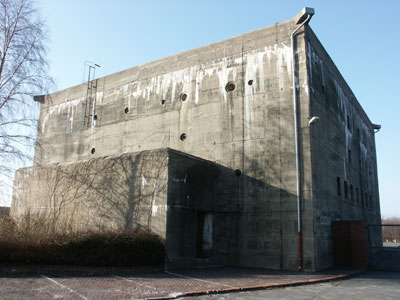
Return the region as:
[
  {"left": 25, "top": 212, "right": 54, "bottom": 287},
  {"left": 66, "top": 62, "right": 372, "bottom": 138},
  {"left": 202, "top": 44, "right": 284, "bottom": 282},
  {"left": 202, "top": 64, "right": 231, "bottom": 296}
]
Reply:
[{"left": 0, "top": 0, "right": 51, "bottom": 205}]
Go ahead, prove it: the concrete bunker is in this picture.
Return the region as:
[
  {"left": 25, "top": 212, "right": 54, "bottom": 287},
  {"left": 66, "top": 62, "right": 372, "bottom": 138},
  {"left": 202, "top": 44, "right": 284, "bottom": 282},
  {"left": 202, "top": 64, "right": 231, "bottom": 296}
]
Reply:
[{"left": 11, "top": 8, "right": 382, "bottom": 271}]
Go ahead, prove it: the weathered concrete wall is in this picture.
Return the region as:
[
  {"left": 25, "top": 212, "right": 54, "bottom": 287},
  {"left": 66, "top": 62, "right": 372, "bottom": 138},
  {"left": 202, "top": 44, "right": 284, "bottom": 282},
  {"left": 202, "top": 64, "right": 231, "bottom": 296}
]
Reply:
[
  {"left": 305, "top": 28, "right": 382, "bottom": 270},
  {"left": 11, "top": 10, "right": 381, "bottom": 271},
  {"left": 165, "top": 150, "right": 239, "bottom": 268},
  {"left": 12, "top": 149, "right": 169, "bottom": 236},
  {"left": 31, "top": 16, "right": 314, "bottom": 270}
]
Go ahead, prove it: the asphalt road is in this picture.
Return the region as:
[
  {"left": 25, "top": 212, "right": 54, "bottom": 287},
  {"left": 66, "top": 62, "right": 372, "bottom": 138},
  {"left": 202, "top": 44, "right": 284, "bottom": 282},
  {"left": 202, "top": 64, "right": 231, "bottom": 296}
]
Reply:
[{"left": 188, "top": 272, "right": 400, "bottom": 300}]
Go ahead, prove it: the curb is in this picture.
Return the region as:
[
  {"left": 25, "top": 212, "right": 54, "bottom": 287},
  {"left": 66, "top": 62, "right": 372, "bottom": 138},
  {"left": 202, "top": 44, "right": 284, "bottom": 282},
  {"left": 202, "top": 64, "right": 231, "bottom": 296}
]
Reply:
[{"left": 146, "top": 269, "right": 365, "bottom": 300}]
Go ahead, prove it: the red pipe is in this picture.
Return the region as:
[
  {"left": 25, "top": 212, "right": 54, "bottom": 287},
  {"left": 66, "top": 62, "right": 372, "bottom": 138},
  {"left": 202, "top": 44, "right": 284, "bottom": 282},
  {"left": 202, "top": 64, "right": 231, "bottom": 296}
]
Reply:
[{"left": 298, "top": 232, "right": 302, "bottom": 270}]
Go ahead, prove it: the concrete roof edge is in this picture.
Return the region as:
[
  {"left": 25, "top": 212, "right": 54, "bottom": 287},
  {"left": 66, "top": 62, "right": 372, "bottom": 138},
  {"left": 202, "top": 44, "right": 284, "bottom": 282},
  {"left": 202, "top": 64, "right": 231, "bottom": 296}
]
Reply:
[{"left": 44, "top": 16, "right": 297, "bottom": 98}]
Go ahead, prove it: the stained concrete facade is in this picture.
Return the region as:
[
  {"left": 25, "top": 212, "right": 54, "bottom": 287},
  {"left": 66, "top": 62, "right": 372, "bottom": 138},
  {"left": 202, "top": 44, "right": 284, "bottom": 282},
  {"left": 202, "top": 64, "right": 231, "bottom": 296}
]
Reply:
[{"left": 11, "top": 9, "right": 381, "bottom": 271}]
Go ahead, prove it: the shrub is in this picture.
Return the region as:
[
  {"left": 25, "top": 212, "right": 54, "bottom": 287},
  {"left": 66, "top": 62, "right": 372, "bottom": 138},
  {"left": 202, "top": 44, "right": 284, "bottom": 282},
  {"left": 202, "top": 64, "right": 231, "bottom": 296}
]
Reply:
[{"left": 0, "top": 214, "right": 165, "bottom": 266}]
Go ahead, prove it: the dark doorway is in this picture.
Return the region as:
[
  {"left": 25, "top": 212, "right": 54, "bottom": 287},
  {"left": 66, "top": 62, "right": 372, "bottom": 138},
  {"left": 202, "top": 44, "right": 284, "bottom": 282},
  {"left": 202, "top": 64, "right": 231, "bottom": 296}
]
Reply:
[
  {"left": 196, "top": 211, "right": 213, "bottom": 258},
  {"left": 332, "top": 220, "right": 368, "bottom": 268}
]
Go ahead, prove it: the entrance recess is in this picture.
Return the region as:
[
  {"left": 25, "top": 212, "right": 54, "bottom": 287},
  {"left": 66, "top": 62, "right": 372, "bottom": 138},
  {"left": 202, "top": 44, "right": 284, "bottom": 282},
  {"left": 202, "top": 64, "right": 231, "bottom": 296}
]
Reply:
[{"left": 196, "top": 212, "right": 213, "bottom": 258}]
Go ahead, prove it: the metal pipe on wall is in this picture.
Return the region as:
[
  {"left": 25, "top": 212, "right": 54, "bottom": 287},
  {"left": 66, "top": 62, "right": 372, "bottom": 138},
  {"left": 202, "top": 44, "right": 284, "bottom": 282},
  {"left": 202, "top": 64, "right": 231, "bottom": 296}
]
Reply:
[{"left": 291, "top": 9, "right": 314, "bottom": 271}]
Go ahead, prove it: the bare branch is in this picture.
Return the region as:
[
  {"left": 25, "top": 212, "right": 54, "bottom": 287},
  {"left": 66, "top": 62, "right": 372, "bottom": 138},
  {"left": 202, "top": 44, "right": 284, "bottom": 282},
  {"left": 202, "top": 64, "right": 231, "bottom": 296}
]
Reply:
[{"left": 0, "top": 0, "right": 53, "bottom": 205}]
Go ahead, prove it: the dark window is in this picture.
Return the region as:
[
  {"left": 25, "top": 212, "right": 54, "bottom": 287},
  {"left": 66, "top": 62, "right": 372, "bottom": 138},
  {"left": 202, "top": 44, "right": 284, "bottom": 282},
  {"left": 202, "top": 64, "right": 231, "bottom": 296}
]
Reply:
[
  {"left": 356, "top": 187, "right": 359, "bottom": 205},
  {"left": 347, "top": 115, "right": 351, "bottom": 130},
  {"left": 337, "top": 177, "right": 341, "bottom": 197},
  {"left": 180, "top": 93, "right": 187, "bottom": 101},
  {"left": 225, "top": 82, "right": 235, "bottom": 92},
  {"left": 361, "top": 191, "right": 364, "bottom": 207},
  {"left": 350, "top": 185, "right": 354, "bottom": 202}
]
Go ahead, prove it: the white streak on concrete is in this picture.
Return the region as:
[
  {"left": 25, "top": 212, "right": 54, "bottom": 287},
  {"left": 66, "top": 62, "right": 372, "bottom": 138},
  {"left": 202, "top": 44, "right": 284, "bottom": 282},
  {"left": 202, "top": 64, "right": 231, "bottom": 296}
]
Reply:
[
  {"left": 217, "top": 57, "right": 238, "bottom": 103},
  {"left": 41, "top": 98, "right": 83, "bottom": 133},
  {"left": 195, "top": 68, "right": 205, "bottom": 105},
  {"left": 141, "top": 175, "right": 147, "bottom": 188},
  {"left": 172, "top": 173, "right": 187, "bottom": 184},
  {"left": 152, "top": 183, "right": 158, "bottom": 217},
  {"left": 41, "top": 275, "right": 89, "bottom": 300},
  {"left": 114, "top": 46, "right": 290, "bottom": 111},
  {"left": 112, "top": 275, "right": 156, "bottom": 290}
]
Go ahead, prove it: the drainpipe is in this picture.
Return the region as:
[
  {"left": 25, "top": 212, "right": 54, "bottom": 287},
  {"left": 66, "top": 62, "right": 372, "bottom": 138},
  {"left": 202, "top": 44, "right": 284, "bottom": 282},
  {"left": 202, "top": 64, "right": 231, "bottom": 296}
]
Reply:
[{"left": 291, "top": 7, "right": 314, "bottom": 271}]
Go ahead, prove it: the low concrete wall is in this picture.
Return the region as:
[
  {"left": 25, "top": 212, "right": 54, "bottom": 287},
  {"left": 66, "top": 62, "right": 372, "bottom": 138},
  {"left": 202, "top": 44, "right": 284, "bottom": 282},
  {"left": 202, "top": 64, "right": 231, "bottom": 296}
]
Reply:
[{"left": 11, "top": 149, "right": 169, "bottom": 236}]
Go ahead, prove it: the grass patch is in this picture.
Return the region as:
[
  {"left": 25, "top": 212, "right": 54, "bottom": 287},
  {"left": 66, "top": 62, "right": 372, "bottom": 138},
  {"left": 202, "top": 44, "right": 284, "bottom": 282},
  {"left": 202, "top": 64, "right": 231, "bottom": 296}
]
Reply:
[{"left": 0, "top": 214, "right": 165, "bottom": 266}]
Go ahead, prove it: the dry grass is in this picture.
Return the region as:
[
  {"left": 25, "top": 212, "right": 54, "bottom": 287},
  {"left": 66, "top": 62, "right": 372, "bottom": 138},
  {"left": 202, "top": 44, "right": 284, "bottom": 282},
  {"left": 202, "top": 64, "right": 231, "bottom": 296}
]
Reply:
[{"left": 0, "top": 213, "right": 165, "bottom": 266}]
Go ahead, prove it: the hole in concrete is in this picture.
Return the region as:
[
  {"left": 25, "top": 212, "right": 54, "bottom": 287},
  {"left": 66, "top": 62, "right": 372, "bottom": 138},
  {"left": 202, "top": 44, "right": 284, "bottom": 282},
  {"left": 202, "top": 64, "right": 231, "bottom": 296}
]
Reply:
[
  {"left": 91, "top": 148, "right": 95, "bottom": 154},
  {"left": 180, "top": 93, "right": 187, "bottom": 101},
  {"left": 225, "top": 82, "right": 235, "bottom": 92},
  {"left": 93, "top": 115, "right": 97, "bottom": 120},
  {"left": 180, "top": 133, "right": 187, "bottom": 141},
  {"left": 248, "top": 80, "right": 253, "bottom": 86},
  {"left": 234, "top": 169, "right": 242, "bottom": 176},
  {"left": 124, "top": 107, "right": 129, "bottom": 114},
  {"left": 161, "top": 99, "right": 166, "bottom": 105}
]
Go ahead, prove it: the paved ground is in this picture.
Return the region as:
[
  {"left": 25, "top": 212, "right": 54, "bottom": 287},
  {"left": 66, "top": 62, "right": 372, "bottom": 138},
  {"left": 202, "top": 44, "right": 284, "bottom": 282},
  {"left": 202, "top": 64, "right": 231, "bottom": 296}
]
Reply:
[
  {"left": 2, "top": 247, "right": 399, "bottom": 300},
  {"left": 0, "top": 266, "right": 360, "bottom": 300},
  {"left": 189, "top": 272, "right": 400, "bottom": 300}
]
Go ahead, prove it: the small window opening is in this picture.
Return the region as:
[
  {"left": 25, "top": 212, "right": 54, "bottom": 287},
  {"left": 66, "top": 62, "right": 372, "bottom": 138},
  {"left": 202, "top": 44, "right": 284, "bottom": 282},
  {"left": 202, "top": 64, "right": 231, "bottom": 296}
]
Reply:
[
  {"left": 321, "top": 84, "right": 325, "bottom": 93},
  {"left": 124, "top": 107, "right": 129, "bottom": 114},
  {"left": 336, "top": 177, "right": 341, "bottom": 197},
  {"left": 161, "top": 99, "right": 166, "bottom": 105},
  {"left": 93, "top": 115, "right": 97, "bottom": 120},
  {"left": 248, "top": 80, "right": 253, "bottom": 86},
  {"left": 91, "top": 148, "right": 95, "bottom": 154},
  {"left": 350, "top": 185, "right": 354, "bottom": 202},
  {"left": 361, "top": 190, "right": 364, "bottom": 207},
  {"left": 225, "top": 82, "right": 235, "bottom": 92},
  {"left": 347, "top": 115, "right": 351, "bottom": 130},
  {"left": 180, "top": 93, "right": 187, "bottom": 101},
  {"left": 356, "top": 187, "right": 359, "bottom": 205},
  {"left": 180, "top": 133, "right": 186, "bottom": 141}
]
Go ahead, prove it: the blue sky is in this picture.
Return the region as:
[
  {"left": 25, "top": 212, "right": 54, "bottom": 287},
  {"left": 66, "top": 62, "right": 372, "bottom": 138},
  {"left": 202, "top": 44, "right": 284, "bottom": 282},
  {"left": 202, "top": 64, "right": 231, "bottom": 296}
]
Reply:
[{"left": 26, "top": 0, "right": 399, "bottom": 217}]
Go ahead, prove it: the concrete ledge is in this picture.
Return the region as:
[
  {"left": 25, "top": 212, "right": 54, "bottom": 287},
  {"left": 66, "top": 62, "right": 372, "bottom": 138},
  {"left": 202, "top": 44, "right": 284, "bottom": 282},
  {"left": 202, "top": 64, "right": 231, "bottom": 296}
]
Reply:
[{"left": 148, "top": 269, "right": 364, "bottom": 300}]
